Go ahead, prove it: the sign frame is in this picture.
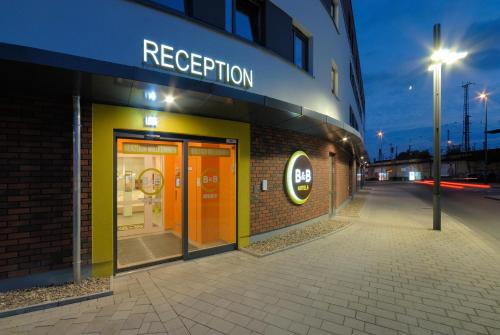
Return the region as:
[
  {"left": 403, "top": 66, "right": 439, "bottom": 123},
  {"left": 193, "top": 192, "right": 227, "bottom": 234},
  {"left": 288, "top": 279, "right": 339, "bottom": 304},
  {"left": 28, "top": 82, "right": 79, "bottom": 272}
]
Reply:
[{"left": 285, "top": 150, "right": 313, "bottom": 205}]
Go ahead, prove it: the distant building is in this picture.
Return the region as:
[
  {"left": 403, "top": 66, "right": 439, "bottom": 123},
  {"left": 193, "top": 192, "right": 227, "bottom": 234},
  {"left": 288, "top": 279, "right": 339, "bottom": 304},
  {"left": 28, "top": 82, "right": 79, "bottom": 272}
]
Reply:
[{"left": 367, "top": 149, "right": 500, "bottom": 182}]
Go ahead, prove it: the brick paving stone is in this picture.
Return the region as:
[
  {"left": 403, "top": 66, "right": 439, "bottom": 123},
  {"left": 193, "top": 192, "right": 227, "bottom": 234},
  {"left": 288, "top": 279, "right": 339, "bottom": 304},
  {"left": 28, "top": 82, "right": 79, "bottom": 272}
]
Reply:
[
  {"left": 2, "top": 185, "right": 500, "bottom": 335},
  {"left": 320, "top": 320, "right": 352, "bottom": 335},
  {"left": 207, "top": 316, "right": 236, "bottom": 334},
  {"left": 288, "top": 321, "right": 309, "bottom": 335}
]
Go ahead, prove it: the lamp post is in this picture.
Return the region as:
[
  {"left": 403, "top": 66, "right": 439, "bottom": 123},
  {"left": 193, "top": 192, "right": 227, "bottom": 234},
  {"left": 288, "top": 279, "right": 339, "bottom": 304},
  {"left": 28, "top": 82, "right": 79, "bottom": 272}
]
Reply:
[
  {"left": 428, "top": 24, "right": 467, "bottom": 231},
  {"left": 478, "top": 92, "right": 489, "bottom": 167},
  {"left": 377, "top": 130, "right": 383, "bottom": 161}
]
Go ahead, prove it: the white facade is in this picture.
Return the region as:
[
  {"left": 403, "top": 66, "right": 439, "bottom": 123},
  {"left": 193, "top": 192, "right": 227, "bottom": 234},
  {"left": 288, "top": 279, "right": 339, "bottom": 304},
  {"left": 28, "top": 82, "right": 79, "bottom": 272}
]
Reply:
[{"left": 0, "top": 0, "right": 364, "bottom": 140}]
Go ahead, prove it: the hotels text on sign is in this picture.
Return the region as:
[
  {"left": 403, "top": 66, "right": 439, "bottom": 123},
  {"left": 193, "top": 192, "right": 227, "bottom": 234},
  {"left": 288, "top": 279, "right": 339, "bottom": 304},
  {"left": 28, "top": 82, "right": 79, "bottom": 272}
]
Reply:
[{"left": 285, "top": 151, "right": 313, "bottom": 205}]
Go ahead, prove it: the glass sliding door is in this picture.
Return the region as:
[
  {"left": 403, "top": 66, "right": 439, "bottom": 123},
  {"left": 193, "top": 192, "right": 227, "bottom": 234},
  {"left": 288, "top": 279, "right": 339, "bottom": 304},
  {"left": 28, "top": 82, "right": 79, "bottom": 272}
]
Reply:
[
  {"left": 187, "top": 142, "right": 237, "bottom": 253},
  {"left": 116, "top": 139, "right": 183, "bottom": 269},
  {"left": 115, "top": 135, "right": 237, "bottom": 271}
]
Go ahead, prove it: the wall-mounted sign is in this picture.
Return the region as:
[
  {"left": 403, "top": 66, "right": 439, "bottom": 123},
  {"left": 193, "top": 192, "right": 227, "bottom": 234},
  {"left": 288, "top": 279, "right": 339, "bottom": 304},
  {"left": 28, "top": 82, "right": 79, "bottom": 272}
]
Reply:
[
  {"left": 137, "top": 168, "right": 164, "bottom": 196},
  {"left": 143, "top": 39, "right": 254, "bottom": 88},
  {"left": 285, "top": 151, "right": 313, "bottom": 205},
  {"left": 123, "top": 142, "right": 177, "bottom": 155},
  {"left": 189, "top": 147, "right": 231, "bottom": 157},
  {"left": 144, "top": 115, "right": 158, "bottom": 127}
]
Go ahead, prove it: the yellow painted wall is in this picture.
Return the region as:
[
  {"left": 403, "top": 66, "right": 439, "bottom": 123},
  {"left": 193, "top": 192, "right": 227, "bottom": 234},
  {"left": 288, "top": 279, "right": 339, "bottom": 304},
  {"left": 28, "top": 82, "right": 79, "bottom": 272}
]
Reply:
[{"left": 92, "top": 104, "right": 250, "bottom": 276}]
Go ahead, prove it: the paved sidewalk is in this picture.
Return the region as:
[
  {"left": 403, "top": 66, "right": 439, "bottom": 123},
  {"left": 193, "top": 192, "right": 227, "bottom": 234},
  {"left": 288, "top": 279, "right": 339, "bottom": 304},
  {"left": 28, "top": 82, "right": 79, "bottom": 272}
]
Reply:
[{"left": 2, "top": 184, "right": 500, "bottom": 335}]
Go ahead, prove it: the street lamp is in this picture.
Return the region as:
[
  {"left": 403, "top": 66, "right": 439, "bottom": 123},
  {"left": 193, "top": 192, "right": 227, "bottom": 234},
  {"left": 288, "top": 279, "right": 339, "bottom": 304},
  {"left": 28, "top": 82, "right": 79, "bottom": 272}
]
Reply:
[
  {"left": 428, "top": 24, "right": 467, "bottom": 231},
  {"left": 377, "top": 130, "right": 383, "bottom": 161},
  {"left": 478, "top": 91, "right": 489, "bottom": 167}
]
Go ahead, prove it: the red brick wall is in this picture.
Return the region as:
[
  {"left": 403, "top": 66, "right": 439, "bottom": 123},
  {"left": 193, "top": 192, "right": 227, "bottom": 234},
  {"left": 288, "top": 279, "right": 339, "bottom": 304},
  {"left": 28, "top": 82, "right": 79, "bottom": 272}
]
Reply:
[
  {"left": 0, "top": 95, "right": 91, "bottom": 279},
  {"left": 250, "top": 126, "right": 353, "bottom": 235},
  {"left": 334, "top": 149, "right": 352, "bottom": 206}
]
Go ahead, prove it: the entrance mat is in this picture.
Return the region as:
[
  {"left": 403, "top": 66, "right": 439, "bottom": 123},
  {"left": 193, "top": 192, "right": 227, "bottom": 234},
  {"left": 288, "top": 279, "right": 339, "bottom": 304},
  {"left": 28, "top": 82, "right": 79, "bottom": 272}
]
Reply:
[
  {"left": 241, "top": 219, "right": 351, "bottom": 257},
  {"left": 117, "top": 233, "right": 197, "bottom": 268},
  {"left": 117, "top": 223, "right": 144, "bottom": 231}
]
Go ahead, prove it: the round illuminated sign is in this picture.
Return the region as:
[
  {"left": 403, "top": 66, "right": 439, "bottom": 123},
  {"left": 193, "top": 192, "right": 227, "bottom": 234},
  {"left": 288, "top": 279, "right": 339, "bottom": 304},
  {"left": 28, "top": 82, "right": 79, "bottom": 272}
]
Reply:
[
  {"left": 285, "top": 151, "right": 313, "bottom": 205},
  {"left": 137, "top": 168, "right": 164, "bottom": 196}
]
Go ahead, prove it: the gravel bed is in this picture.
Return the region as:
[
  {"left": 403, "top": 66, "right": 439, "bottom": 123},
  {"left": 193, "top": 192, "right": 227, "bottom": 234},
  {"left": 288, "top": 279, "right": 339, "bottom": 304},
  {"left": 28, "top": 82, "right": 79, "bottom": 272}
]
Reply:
[
  {"left": 336, "top": 192, "right": 368, "bottom": 217},
  {"left": 245, "top": 219, "right": 350, "bottom": 255},
  {"left": 0, "top": 277, "right": 110, "bottom": 312}
]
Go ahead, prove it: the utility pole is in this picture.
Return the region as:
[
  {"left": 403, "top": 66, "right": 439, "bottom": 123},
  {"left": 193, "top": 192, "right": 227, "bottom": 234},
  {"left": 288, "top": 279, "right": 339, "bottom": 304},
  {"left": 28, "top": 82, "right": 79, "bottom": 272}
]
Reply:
[
  {"left": 485, "top": 99, "right": 488, "bottom": 166},
  {"left": 446, "top": 129, "right": 450, "bottom": 153},
  {"left": 432, "top": 24, "right": 442, "bottom": 231},
  {"left": 462, "top": 82, "right": 473, "bottom": 153},
  {"left": 377, "top": 130, "right": 383, "bottom": 161},
  {"left": 479, "top": 92, "right": 489, "bottom": 167}
]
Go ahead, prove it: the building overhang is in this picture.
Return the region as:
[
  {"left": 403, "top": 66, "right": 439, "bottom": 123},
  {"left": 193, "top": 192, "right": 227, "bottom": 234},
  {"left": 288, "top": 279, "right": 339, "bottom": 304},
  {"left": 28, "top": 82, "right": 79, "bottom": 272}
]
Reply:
[{"left": 0, "top": 42, "right": 366, "bottom": 159}]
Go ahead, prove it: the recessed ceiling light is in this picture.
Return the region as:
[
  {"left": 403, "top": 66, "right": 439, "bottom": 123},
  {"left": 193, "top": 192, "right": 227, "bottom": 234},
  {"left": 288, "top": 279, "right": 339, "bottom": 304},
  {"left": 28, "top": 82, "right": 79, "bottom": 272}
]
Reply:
[
  {"left": 144, "top": 90, "right": 157, "bottom": 102},
  {"left": 164, "top": 95, "right": 175, "bottom": 104}
]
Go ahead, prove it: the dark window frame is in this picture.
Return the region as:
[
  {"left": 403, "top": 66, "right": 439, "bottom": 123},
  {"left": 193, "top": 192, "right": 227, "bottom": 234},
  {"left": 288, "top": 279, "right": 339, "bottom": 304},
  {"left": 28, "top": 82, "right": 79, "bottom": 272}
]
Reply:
[
  {"left": 138, "top": 0, "right": 192, "bottom": 15},
  {"left": 293, "top": 27, "right": 309, "bottom": 72},
  {"left": 232, "top": 0, "right": 264, "bottom": 44},
  {"left": 349, "top": 106, "right": 359, "bottom": 131},
  {"left": 330, "top": 0, "right": 340, "bottom": 32},
  {"left": 331, "top": 62, "right": 339, "bottom": 97}
]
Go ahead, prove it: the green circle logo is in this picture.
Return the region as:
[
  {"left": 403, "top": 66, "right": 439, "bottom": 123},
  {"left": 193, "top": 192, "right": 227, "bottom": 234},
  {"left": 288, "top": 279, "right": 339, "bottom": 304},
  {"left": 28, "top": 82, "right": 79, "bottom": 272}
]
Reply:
[{"left": 285, "top": 151, "right": 313, "bottom": 205}]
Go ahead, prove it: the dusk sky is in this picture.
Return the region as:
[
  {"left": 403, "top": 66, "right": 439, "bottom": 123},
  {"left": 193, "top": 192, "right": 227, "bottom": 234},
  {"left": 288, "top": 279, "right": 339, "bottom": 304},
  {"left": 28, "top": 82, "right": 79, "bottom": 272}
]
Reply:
[{"left": 352, "top": 1, "right": 500, "bottom": 161}]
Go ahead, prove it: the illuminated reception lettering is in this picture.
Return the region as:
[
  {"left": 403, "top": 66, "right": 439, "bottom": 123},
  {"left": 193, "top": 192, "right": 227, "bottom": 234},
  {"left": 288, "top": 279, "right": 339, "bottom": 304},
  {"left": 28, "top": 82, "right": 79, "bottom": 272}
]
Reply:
[
  {"left": 285, "top": 151, "right": 313, "bottom": 205},
  {"left": 143, "top": 39, "right": 254, "bottom": 88}
]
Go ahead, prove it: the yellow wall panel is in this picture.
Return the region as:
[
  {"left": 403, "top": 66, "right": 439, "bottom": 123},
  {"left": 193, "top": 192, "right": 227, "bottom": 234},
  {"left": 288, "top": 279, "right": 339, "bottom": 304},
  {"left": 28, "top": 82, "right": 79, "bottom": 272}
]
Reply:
[{"left": 92, "top": 104, "right": 250, "bottom": 276}]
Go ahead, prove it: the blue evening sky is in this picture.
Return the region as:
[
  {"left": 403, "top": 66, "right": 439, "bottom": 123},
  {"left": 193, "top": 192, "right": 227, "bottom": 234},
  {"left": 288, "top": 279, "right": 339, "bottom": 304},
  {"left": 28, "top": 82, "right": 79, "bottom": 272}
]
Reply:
[{"left": 352, "top": 0, "right": 500, "bottom": 160}]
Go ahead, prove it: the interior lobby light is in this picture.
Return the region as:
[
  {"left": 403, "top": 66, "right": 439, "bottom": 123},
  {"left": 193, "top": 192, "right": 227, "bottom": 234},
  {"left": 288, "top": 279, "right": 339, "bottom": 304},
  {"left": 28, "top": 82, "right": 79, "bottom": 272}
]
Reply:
[{"left": 342, "top": 136, "right": 348, "bottom": 142}]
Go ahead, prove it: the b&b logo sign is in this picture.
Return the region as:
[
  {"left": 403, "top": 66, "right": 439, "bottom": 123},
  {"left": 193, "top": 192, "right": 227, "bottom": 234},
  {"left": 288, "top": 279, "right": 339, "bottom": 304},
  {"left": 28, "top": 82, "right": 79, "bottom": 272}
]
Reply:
[{"left": 285, "top": 151, "right": 313, "bottom": 205}]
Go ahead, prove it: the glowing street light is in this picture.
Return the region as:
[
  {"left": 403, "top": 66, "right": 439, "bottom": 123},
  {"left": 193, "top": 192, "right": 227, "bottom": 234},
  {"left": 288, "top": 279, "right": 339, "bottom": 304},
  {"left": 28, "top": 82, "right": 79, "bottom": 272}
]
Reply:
[
  {"left": 429, "top": 49, "right": 468, "bottom": 69},
  {"left": 478, "top": 91, "right": 489, "bottom": 166},
  {"left": 428, "top": 24, "right": 467, "bottom": 231},
  {"left": 377, "top": 131, "right": 383, "bottom": 161}
]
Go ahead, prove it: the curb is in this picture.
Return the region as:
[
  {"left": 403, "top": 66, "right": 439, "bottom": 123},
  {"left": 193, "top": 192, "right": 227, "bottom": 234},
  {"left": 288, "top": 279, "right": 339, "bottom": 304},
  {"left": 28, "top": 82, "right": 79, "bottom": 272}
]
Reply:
[
  {"left": 239, "top": 221, "right": 353, "bottom": 258},
  {"left": 485, "top": 196, "right": 500, "bottom": 201},
  {"left": 0, "top": 290, "right": 113, "bottom": 319}
]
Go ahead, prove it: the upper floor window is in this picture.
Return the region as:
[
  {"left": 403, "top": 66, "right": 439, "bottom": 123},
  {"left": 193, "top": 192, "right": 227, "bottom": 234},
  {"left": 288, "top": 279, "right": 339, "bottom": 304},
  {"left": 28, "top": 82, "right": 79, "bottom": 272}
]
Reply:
[
  {"left": 331, "top": 62, "right": 339, "bottom": 97},
  {"left": 330, "top": 0, "right": 339, "bottom": 29},
  {"left": 349, "top": 107, "right": 359, "bottom": 131},
  {"left": 293, "top": 28, "right": 309, "bottom": 71},
  {"left": 234, "top": 0, "right": 262, "bottom": 43},
  {"left": 225, "top": 0, "right": 233, "bottom": 32},
  {"left": 151, "top": 0, "right": 186, "bottom": 13}
]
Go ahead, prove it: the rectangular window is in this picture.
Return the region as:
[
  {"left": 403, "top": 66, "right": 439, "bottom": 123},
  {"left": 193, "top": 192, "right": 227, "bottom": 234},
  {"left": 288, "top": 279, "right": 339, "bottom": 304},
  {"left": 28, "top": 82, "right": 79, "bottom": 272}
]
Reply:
[
  {"left": 349, "top": 107, "right": 359, "bottom": 131},
  {"left": 293, "top": 28, "right": 308, "bottom": 71},
  {"left": 234, "top": 0, "right": 262, "bottom": 43},
  {"left": 149, "top": 0, "right": 186, "bottom": 13},
  {"left": 330, "top": 0, "right": 339, "bottom": 29},
  {"left": 331, "top": 63, "right": 339, "bottom": 97},
  {"left": 225, "top": 0, "right": 233, "bottom": 32}
]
